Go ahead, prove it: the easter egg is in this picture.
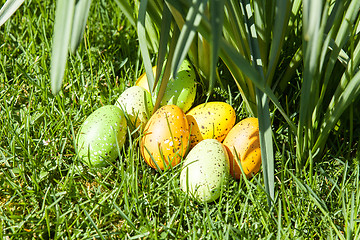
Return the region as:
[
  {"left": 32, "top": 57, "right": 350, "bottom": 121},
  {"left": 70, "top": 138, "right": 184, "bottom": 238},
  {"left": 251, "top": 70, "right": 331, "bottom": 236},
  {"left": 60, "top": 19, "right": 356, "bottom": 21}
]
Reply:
[
  {"left": 135, "top": 66, "right": 156, "bottom": 92},
  {"left": 115, "top": 86, "right": 153, "bottom": 129},
  {"left": 223, "top": 117, "right": 261, "bottom": 179},
  {"left": 157, "top": 59, "right": 197, "bottom": 112},
  {"left": 140, "top": 105, "right": 190, "bottom": 170},
  {"left": 186, "top": 102, "right": 236, "bottom": 148},
  {"left": 136, "top": 60, "right": 197, "bottom": 112},
  {"left": 76, "top": 105, "right": 127, "bottom": 167},
  {"left": 180, "top": 139, "right": 230, "bottom": 203}
]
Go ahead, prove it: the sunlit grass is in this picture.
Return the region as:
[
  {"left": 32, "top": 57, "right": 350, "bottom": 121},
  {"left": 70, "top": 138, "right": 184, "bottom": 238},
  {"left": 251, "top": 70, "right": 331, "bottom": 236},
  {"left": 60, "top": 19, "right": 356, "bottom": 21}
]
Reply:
[{"left": 1, "top": 0, "right": 360, "bottom": 239}]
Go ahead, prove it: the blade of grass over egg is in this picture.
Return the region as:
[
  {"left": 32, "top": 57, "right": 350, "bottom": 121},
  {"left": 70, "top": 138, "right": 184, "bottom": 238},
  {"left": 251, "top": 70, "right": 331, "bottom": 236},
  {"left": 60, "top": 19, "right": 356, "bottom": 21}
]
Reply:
[
  {"left": 243, "top": 0, "right": 275, "bottom": 205},
  {"left": 153, "top": 27, "right": 179, "bottom": 111},
  {"left": 50, "top": 0, "right": 76, "bottom": 94},
  {"left": 137, "top": 0, "right": 155, "bottom": 95},
  {"left": 69, "top": 0, "right": 91, "bottom": 53},
  {"left": 0, "top": 0, "right": 24, "bottom": 27},
  {"left": 208, "top": 0, "right": 225, "bottom": 96},
  {"left": 171, "top": 0, "right": 206, "bottom": 79}
]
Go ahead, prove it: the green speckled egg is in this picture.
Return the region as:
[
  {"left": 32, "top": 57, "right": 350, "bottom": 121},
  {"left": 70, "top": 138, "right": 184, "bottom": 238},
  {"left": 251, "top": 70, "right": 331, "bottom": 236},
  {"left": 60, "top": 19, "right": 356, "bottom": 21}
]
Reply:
[
  {"left": 180, "top": 139, "right": 230, "bottom": 203},
  {"left": 115, "top": 86, "right": 153, "bottom": 129},
  {"left": 76, "top": 105, "right": 127, "bottom": 167},
  {"left": 154, "top": 59, "right": 197, "bottom": 112},
  {"left": 186, "top": 102, "right": 236, "bottom": 149}
]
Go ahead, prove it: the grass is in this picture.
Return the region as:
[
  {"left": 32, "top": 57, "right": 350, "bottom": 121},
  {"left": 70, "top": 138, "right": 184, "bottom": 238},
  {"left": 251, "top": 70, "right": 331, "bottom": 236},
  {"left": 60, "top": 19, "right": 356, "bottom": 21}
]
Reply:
[{"left": 1, "top": 0, "right": 360, "bottom": 239}]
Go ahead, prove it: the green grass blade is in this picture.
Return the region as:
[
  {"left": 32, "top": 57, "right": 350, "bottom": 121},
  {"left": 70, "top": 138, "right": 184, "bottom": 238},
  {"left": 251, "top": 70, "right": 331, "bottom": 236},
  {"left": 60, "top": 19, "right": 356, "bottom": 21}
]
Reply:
[
  {"left": 313, "top": 69, "right": 360, "bottom": 154},
  {"left": 0, "top": 0, "right": 24, "bottom": 27},
  {"left": 83, "top": 209, "right": 106, "bottom": 240},
  {"left": 171, "top": 0, "right": 207, "bottom": 79},
  {"left": 114, "top": 0, "right": 136, "bottom": 27},
  {"left": 70, "top": 0, "right": 91, "bottom": 53},
  {"left": 243, "top": 0, "right": 275, "bottom": 205},
  {"left": 113, "top": 203, "right": 138, "bottom": 231},
  {"left": 266, "top": 0, "right": 292, "bottom": 84},
  {"left": 154, "top": 3, "right": 173, "bottom": 89},
  {"left": 153, "top": 27, "right": 180, "bottom": 112},
  {"left": 50, "top": 0, "right": 76, "bottom": 95},
  {"left": 208, "top": 0, "right": 225, "bottom": 96},
  {"left": 137, "top": 0, "right": 155, "bottom": 94}
]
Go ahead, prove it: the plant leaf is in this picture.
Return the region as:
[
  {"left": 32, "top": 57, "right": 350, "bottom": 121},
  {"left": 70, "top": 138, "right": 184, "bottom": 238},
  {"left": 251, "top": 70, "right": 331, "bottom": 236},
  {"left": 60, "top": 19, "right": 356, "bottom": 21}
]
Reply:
[
  {"left": 208, "top": 0, "right": 225, "bottom": 95},
  {"left": 171, "top": 0, "right": 207, "bottom": 79},
  {"left": 153, "top": 3, "right": 173, "bottom": 91},
  {"left": 114, "top": 0, "right": 136, "bottom": 27},
  {"left": 50, "top": 0, "right": 76, "bottom": 95},
  {"left": 137, "top": 0, "right": 155, "bottom": 95},
  {"left": 0, "top": 0, "right": 24, "bottom": 27},
  {"left": 70, "top": 0, "right": 91, "bottom": 53}
]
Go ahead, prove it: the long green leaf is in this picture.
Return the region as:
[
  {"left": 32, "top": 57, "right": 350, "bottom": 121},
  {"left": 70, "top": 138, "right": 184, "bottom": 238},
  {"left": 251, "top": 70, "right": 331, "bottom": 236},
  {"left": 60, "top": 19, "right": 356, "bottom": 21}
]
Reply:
[
  {"left": 50, "top": 0, "right": 76, "bottom": 94},
  {"left": 208, "top": 0, "right": 225, "bottom": 95},
  {"left": 171, "top": 0, "right": 207, "bottom": 79},
  {"left": 153, "top": 3, "right": 173, "bottom": 91},
  {"left": 153, "top": 27, "right": 180, "bottom": 112},
  {"left": 70, "top": 0, "right": 91, "bottom": 53},
  {"left": 243, "top": 0, "right": 274, "bottom": 206},
  {"left": 114, "top": 0, "right": 136, "bottom": 27},
  {"left": 137, "top": 0, "right": 155, "bottom": 95},
  {"left": 0, "top": 0, "right": 24, "bottom": 27}
]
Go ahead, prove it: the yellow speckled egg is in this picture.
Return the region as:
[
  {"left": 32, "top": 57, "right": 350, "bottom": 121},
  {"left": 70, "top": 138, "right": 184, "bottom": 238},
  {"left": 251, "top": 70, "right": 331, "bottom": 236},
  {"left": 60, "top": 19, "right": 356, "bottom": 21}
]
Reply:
[
  {"left": 186, "top": 102, "right": 236, "bottom": 148},
  {"left": 223, "top": 117, "right": 261, "bottom": 179},
  {"left": 135, "top": 66, "right": 156, "bottom": 92},
  {"left": 140, "top": 105, "right": 190, "bottom": 170}
]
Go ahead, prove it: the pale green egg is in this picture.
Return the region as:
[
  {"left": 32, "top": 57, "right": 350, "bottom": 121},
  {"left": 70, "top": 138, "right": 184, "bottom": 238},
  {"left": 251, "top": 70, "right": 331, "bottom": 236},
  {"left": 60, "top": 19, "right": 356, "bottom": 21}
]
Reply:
[
  {"left": 180, "top": 139, "right": 230, "bottom": 203},
  {"left": 115, "top": 86, "right": 153, "bottom": 129},
  {"left": 76, "top": 105, "right": 127, "bottom": 167},
  {"left": 154, "top": 59, "right": 197, "bottom": 113}
]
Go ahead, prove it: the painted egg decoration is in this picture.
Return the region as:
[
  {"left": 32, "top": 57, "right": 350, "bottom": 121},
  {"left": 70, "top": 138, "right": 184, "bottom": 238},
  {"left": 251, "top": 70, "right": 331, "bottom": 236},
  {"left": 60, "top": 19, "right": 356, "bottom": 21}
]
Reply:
[
  {"left": 186, "top": 102, "right": 236, "bottom": 149},
  {"left": 76, "top": 105, "right": 127, "bottom": 168},
  {"left": 140, "top": 105, "right": 190, "bottom": 170},
  {"left": 180, "top": 139, "right": 230, "bottom": 203},
  {"left": 135, "top": 66, "right": 156, "bottom": 92},
  {"left": 157, "top": 59, "right": 197, "bottom": 113},
  {"left": 136, "top": 60, "right": 197, "bottom": 112},
  {"left": 223, "top": 117, "right": 261, "bottom": 179},
  {"left": 115, "top": 86, "right": 153, "bottom": 129}
]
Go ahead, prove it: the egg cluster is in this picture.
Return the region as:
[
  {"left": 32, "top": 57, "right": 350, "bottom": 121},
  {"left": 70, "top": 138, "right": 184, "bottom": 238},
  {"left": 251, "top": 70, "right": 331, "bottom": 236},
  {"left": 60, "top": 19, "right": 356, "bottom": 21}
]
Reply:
[{"left": 76, "top": 59, "right": 262, "bottom": 203}]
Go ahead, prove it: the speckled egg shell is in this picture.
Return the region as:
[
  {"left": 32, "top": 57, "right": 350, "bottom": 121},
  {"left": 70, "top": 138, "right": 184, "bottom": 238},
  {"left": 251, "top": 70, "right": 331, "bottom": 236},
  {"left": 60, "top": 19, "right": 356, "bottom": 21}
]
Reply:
[
  {"left": 76, "top": 105, "right": 127, "bottom": 168},
  {"left": 115, "top": 86, "right": 153, "bottom": 129},
  {"left": 159, "top": 59, "right": 197, "bottom": 112},
  {"left": 186, "top": 102, "right": 236, "bottom": 149},
  {"left": 140, "top": 105, "right": 190, "bottom": 170},
  {"left": 135, "top": 66, "right": 156, "bottom": 92},
  {"left": 180, "top": 139, "right": 230, "bottom": 203},
  {"left": 223, "top": 117, "right": 261, "bottom": 179}
]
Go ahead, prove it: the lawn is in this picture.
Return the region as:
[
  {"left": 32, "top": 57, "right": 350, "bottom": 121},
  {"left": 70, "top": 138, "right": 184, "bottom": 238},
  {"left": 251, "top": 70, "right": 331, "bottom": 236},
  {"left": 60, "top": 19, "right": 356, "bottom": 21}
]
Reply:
[{"left": 1, "top": 0, "right": 360, "bottom": 239}]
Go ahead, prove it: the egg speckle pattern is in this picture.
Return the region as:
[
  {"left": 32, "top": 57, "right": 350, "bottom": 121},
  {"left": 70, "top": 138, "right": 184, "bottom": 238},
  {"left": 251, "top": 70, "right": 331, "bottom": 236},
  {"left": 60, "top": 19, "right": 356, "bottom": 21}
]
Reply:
[
  {"left": 223, "top": 117, "right": 261, "bottom": 179},
  {"left": 180, "top": 139, "right": 230, "bottom": 202},
  {"left": 76, "top": 105, "right": 127, "bottom": 167},
  {"left": 115, "top": 86, "right": 153, "bottom": 129},
  {"left": 159, "top": 59, "right": 197, "bottom": 112},
  {"left": 186, "top": 102, "right": 236, "bottom": 148},
  {"left": 140, "top": 105, "right": 190, "bottom": 170}
]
